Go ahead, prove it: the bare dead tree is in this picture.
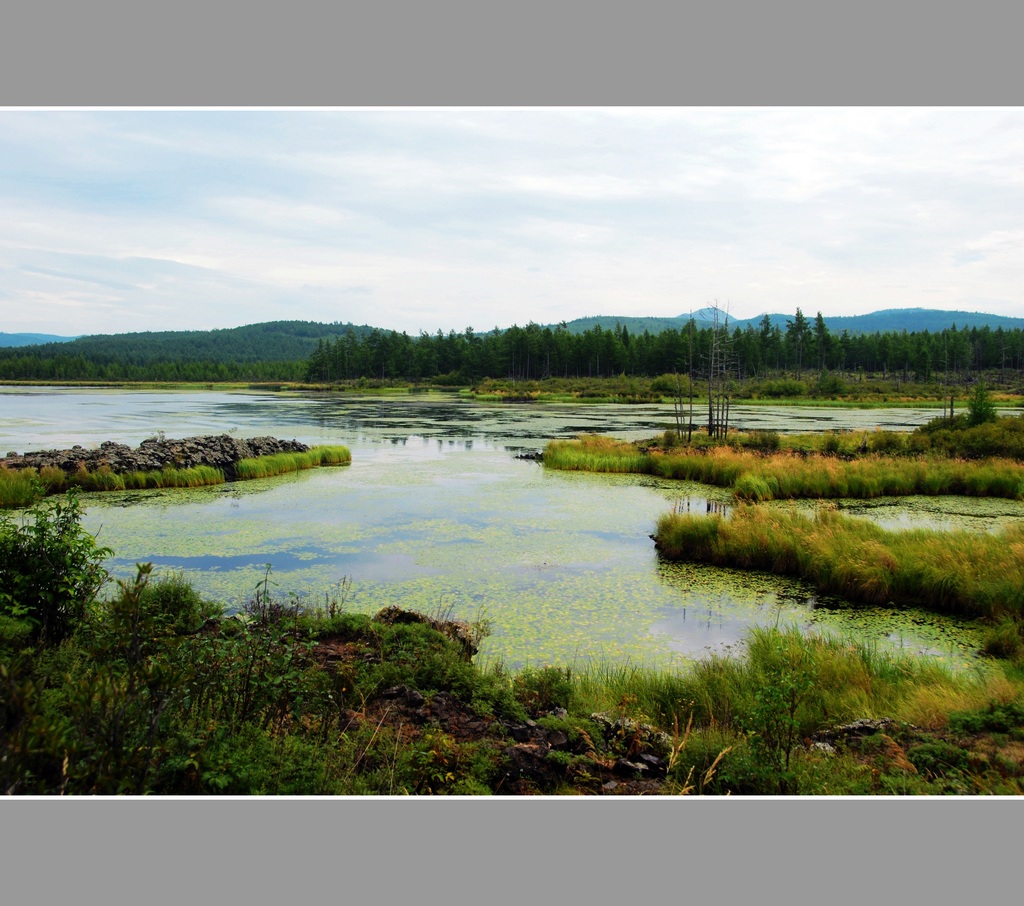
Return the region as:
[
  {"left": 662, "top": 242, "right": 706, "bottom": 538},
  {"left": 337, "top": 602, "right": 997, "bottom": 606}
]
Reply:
[{"left": 702, "top": 300, "right": 733, "bottom": 440}]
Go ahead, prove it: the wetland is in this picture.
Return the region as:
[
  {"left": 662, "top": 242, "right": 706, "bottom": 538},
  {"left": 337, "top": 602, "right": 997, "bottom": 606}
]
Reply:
[{"left": 2, "top": 385, "right": 1017, "bottom": 671}]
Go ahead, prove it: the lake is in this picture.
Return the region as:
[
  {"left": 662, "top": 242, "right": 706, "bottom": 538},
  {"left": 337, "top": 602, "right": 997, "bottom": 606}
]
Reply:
[{"left": 2, "top": 385, "right": 1012, "bottom": 670}]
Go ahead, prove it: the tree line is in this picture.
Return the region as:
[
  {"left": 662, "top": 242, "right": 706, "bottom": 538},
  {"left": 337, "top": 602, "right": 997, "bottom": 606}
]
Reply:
[
  {"left": 3, "top": 309, "right": 1024, "bottom": 385},
  {"left": 304, "top": 311, "right": 1024, "bottom": 386}
]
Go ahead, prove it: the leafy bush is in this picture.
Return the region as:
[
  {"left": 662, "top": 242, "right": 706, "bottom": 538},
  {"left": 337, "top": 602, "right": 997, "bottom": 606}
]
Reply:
[
  {"left": 650, "top": 374, "right": 679, "bottom": 394},
  {"left": 0, "top": 491, "right": 110, "bottom": 644},
  {"left": 140, "top": 571, "right": 221, "bottom": 634},
  {"left": 912, "top": 413, "right": 1024, "bottom": 460},
  {"left": 758, "top": 379, "right": 808, "bottom": 398},
  {"left": 815, "top": 373, "right": 847, "bottom": 397}
]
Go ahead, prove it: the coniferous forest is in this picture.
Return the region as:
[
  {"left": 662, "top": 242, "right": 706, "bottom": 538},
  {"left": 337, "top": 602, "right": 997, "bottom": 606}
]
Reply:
[{"left": 3, "top": 310, "right": 1024, "bottom": 389}]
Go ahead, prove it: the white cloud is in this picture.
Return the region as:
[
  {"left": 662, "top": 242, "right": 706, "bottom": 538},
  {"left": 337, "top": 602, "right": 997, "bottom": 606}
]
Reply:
[{"left": 1, "top": 107, "right": 1023, "bottom": 334}]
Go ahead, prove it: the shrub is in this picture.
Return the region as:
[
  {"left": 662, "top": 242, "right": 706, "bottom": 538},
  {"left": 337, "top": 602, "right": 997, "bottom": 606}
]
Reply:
[
  {"left": 744, "top": 430, "right": 781, "bottom": 454},
  {"left": 907, "top": 741, "right": 969, "bottom": 778},
  {"left": 820, "top": 432, "right": 843, "bottom": 456},
  {"left": 948, "top": 700, "right": 1024, "bottom": 736},
  {"left": 513, "top": 666, "right": 573, "bottom": 716},
  {"left": 815, "top": 373, "right": 847, "bottom": 397},
  {"left": 759, "top": 379, "right": 808, "bottom": 398},
  {"left": 967, "top": 382, "right": 998, "bottom": 427},
  {"left": 867, "top": 430, "right": 905, "bottom": 455},
  {"left": 0, "top": 491, "right": 110, "bottom": 644},
  {"left": 140, "top": 571, "right": 222, "bottom": 634}
]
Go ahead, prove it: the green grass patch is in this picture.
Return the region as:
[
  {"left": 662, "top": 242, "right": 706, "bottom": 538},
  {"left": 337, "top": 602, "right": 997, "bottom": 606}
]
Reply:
[
  {"left": 544, "top": 434, "right": 1024, "bottom": 503},
  {"left": 233, "top": 445, "right": 352, "bottom": 480},
  {"left": 655, "top": 505, "right": 1024, "bottom": 620}
]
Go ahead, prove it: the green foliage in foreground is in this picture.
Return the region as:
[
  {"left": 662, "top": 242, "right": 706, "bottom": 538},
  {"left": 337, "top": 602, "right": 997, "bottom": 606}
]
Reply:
[
  {"left": 655, "top": 505, "right": 1024, "bottom": 620},
  {"left": 0, "top": 446, "right": 351, "bottom": 509},
  {"left": 3, "top": 492, "right": 1023, "bottom": 796},
  {"left": 0, "top": 491, "right": 110, "bottom": 644}
]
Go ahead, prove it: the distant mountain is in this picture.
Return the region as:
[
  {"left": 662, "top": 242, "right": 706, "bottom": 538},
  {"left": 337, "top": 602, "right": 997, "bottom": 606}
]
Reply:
[
  {"left": 7, "top": 309, "right": 1024, "bottom": 364},
  {"left": 8, "top": 320, "right": 376, "bottom": 363},
  {"left": 558, "top": 308, "right": 1024, "bottom": 336},
  {"left": 0, "top": 332, "right": 78, "bottom": 347}
]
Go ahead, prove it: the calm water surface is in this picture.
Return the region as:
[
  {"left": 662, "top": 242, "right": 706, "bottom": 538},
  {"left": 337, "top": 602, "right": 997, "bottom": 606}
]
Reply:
[{"left": 1, "top": 386, "right": 1007, "bottom": 670}]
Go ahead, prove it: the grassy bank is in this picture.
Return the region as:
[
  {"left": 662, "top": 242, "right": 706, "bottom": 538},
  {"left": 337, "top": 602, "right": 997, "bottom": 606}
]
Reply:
[
  {"left": 0, "top": 445, "right": 351, "bottom": 508},
  {"left": 654, "top": 505, "right": 1024, "bottom": 621},
  {"left": 2, "top": 493, "right": 1022, "bottom": 795}
]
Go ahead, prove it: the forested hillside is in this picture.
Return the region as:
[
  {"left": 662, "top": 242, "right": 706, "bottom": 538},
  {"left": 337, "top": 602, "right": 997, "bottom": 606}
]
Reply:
[
  {"left": 303, "top": 314, "right": 1024, "bottom": 386},
  {"left": 4, "top": 310, "right": 1024, "bottom": 386},
  {"left": 0, "top": 320, "right": 372, "bottom": 382}
]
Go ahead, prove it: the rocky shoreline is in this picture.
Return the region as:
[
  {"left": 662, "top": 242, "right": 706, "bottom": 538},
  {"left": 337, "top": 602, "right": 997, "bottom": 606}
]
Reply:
[{"left": 1, "top": 434, "right": 310, "bottom": 482}]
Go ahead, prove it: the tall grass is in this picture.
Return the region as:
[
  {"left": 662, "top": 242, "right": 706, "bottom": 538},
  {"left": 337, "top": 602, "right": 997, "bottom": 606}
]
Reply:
[
  {"left": 655, "top": 506, "right": 1024, "bottom": 619},
  {"left": 233, "top": 445, "right": 351, "bottom": 480},
  {"left": 543, "top": 436, "right": 653, "bottom": 474},
  {"left": 568, "top": 624, "right": 999, "bottom": 745},
  {"left": 0, "top": 445, "right": 352, "bottom": 508},
  {"left": 544, "top": 435, "right": 1024, "bottom": 502},
  {"left": 0, "top": 468, "right": 46, "bottom": 508}
]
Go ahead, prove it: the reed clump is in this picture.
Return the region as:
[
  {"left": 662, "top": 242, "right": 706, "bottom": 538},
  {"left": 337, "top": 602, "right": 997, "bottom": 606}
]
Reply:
[
  {"left": 0, "top": 467, "right": 45, "bottom": 508},
  {"left": 542, "top": 435, "right": 652, "bottom": 474},
  {"left": 233, "top": 445, "right": 352, "bottom": 480},
  {"left": 544, "top": 435, "right": 1024, "bottom": 503},
  {"left": 655, "top": 506, "right": 1024, "bottom": 620}
]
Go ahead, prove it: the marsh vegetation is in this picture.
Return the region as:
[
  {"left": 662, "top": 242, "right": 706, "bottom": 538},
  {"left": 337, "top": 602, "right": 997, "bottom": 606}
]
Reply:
[
  {"left": 3, "top": 387, "right": 1024, "bottom": 794},
  {"left": 2, "top": 494, "right": 1022, "bottom": 795}
]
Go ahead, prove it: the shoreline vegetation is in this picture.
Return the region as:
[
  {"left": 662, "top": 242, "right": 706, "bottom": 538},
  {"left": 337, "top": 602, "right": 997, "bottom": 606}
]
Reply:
[
  {"left": 0, "top": 440, "right": 351, "bottom": 509},
  {"left": 3, "top": 395, "right": 1024, "bottom": 794},
  {"left": 544, "top": 435, "right": 1024, "bottom": 502},
  {"left": 654, "top": 506, "right": 1024, "bottom": 620},
  {"left": 2, "top": 492, "right": 1023, "bottom": 795},
  {"left": 545, "top": 411, "right": 1024, "bottom": 624},
  {"left": 543, "top": 407, "right": 1024, "bottom": 502},
  {"left": 2, "top": 373, "right": 1024, "bottom": 408}
]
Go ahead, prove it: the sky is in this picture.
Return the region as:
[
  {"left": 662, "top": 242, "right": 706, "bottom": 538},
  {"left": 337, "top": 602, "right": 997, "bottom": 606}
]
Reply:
[{"left": 1, "top": 107, "right": 1023, "bottom": 337}]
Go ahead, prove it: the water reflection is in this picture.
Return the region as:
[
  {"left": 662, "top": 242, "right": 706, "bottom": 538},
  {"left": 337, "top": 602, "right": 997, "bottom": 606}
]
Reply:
[
  {"left": 7, "top": 385, "right": 1018, "bottom": 452},
  {"left": 0, "top": 387, "right": 1001, "bottom": 670},
  {"left": 667, "top": 497, "right": 731, "bottom": 517}
]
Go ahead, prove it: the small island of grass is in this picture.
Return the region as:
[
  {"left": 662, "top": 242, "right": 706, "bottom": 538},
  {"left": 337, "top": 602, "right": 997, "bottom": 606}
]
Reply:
[{"left": 0, "top": 434, "right": 351, "bottom": 508}]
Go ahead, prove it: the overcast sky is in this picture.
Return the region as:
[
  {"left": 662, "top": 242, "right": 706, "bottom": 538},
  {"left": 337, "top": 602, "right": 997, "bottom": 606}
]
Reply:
[{"left": 2, "top": 107, "right": 1023, "bottom": 337}]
